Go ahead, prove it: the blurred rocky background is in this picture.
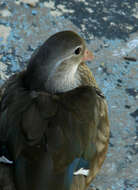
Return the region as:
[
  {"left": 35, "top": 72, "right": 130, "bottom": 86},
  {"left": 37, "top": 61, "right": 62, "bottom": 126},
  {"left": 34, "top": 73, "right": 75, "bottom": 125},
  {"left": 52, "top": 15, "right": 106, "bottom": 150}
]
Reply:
[{"left": 0, "top": 0, "right": 138, "bottom": 189}]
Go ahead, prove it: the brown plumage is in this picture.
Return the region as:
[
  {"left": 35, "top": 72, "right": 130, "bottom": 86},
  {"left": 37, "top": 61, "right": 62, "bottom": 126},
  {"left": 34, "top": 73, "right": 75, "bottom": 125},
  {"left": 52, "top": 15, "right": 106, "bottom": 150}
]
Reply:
[{"left": 0, "top": 31, "right": 109, "bottom": 190}]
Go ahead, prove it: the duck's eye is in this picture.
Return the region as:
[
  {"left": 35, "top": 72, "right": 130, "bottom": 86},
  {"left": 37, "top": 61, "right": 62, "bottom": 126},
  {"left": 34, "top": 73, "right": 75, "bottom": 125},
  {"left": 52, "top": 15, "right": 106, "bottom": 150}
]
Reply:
[{"left": 74, "top": 47, "right": 82, "bottom": 55}]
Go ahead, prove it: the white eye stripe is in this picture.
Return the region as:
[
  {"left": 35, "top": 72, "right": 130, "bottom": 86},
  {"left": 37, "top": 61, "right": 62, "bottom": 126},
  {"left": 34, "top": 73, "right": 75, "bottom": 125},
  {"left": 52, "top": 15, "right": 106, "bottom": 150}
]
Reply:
[
  {"left": 48, "top": 54, "right": 73, "bottom": 78},
  {"left": 74, "top": 45, "right": 83, "bottom": 54},
  {"left": 74, "top": 47, "right": 82, "bottom": 55}
]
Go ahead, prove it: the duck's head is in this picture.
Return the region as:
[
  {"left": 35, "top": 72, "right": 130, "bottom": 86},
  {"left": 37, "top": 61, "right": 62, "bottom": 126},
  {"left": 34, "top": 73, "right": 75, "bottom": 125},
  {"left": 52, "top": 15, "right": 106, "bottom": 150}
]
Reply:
[{"left": 26, "top": 31, "right": 94, "bottom": 93}]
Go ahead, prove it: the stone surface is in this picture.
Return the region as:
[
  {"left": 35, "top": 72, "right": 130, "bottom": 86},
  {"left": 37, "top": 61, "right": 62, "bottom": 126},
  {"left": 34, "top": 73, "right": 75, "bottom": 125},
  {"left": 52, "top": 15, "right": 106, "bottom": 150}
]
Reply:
[{"left": 0, "top": 0, "right": 138, "bottom": 189}]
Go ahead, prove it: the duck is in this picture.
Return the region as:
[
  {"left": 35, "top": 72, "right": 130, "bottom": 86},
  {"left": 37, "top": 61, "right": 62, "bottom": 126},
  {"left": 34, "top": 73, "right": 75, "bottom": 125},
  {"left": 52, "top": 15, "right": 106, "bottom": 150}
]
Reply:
[{"left": 0, "top": 31, "right": 110, "bottom": 190}]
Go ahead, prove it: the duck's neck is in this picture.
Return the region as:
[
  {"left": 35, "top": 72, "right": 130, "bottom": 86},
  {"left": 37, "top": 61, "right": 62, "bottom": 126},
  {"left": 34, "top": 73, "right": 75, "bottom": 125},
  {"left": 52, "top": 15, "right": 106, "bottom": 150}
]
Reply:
[
  {"left": 45, "top": 62, "right": 98, "bottom": 93},
  {"left": 78, "top": 62, "right": 98, "bottom": 88},
  {"left": 45, "top": 63, "right": 81, "bottom": 93},
  {"left": 24, "top": 62, "right": 98, "bottom": 94}
]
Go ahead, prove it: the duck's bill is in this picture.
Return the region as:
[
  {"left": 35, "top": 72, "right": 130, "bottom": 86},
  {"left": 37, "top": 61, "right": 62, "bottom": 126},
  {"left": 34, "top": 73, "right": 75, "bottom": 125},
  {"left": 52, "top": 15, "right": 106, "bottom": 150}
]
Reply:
[{"left": 82, "top": 49, "right": 94, "bottom": 61}]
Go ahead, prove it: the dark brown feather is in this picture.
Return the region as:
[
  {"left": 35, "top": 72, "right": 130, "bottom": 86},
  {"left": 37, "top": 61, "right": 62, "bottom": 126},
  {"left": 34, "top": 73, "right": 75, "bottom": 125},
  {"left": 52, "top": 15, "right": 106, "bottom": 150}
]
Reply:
[
  {"left": 0, "top": 33, "right": 109, "bottom": 190},
  {"left": 0, "top": 65, "right": 109, "bottom": 189}
]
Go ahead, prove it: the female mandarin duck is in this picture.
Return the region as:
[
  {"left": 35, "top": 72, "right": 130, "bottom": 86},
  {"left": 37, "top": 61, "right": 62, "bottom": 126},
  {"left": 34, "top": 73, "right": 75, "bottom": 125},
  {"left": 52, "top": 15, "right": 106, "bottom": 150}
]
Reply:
[{"left": 0, "top": 31, "right": 109, "bottom": 190}]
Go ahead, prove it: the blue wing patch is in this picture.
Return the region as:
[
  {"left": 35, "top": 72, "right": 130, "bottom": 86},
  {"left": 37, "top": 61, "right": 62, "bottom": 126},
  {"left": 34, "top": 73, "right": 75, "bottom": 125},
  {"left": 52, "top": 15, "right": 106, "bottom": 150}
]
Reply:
[{"left": 64, "top": 158, "right": 90, "bottom": 190}]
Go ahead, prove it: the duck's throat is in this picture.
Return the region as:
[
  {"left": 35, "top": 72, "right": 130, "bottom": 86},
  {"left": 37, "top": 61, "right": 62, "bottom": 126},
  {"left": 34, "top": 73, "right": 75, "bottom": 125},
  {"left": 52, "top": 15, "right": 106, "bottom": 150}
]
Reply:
[{"left": 45, "top": 64, "right": 81, "bottom": 93}]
